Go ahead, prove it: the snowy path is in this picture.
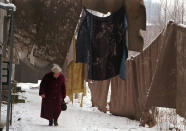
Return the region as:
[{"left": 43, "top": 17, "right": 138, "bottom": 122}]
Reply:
[{"left": 4, "top": 85, "right": 158, "bottom": 131}]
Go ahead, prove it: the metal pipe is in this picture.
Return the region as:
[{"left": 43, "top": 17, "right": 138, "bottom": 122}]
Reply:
[{"left": 6, "top": 10, "right": 14, "bottom": 131}]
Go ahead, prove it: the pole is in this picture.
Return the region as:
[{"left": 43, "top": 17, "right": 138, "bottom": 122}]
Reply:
[
  {"left": 0, "top": 15, "right": 8, "bottom": 126},
  {"left": 6, "top": 10, "right": 14, "bottom": 131}
]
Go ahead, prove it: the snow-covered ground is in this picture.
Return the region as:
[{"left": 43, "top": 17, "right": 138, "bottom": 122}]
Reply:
[{"left": 1, "top": 82, "right": 186, "bottom": 131}]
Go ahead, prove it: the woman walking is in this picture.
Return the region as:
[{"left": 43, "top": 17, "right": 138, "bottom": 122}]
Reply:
[{"left": 39, "top": 64, "right": 66, "bottom": 126}]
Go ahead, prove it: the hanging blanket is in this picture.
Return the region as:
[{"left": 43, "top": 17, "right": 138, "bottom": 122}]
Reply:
[
  {"left": 76, "top": 7, "right": 127, "bottom": 80},
  {"left": 66, "top": 36, "right": 86, "bottom": 106}
]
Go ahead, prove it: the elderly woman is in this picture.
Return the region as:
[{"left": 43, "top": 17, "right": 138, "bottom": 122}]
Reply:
[{"left": 39, "top": 64, "right": 66, "bottom": 126}]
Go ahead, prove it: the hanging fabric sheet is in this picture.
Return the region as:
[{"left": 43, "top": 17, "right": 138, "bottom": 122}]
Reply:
[
  {"left": 66, "top": 36, "right": 86, "bottom": 106},
  {"left": 88, "top": 79, "right": 110, "bottom": 113},
  {"left": 76, "top": 7, "right": 128, "bottom": 80},
  {"left": 76, "top": 9, "right": 92, "bottom": 63}
]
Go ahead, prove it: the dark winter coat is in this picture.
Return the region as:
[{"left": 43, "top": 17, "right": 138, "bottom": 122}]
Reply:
[{"left": 39, "top": 72, "right": 66, "bottom": 120}]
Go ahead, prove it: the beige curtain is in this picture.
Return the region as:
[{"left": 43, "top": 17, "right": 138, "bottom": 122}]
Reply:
[{"left": 88, "top": 80, "right": 110, "bottom": 113}]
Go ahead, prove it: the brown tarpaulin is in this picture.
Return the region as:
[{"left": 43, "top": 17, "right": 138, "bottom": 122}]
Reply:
[
  {"left": 175, "top": 23, "right": 186, "bottom": 118},
  {"left": 89, "top": 22, "right": 186, "bottom": 120},
  {"left": 147, "top": 22, "right": 186, "bottom": 118},
  {"left": 109, "top": 25, "right": 162, "bottom": 120},
  {"left": 146, "top": 22, "right": 177, "bottom": 108}
]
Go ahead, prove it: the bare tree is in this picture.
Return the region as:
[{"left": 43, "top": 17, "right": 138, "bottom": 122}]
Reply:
[
  {"left": 143, "top": 0, "right": 185, "bottom": 47},
  {"left": 159, "top": 0, "right": 185, "bottom": 25}
]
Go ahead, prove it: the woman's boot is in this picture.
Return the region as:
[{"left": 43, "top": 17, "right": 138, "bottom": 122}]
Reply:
[
  {"left": 49, "top": 120, "right": 53, "bottom": 126},
  {"left": 54, "top": 119, "right": 58, "bottom": 126}
]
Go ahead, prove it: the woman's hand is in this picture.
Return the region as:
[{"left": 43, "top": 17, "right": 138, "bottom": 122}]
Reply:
[{"left": 41, "top": 94, "right": 45, "bottom": 99}]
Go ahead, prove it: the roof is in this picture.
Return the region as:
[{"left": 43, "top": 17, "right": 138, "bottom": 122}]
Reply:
[{"left": 0, "top": 2, "right": 16, "bottom": 11}]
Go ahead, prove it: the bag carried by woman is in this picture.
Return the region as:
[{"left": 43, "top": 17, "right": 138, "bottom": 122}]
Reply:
[{"left": 61, "top": 99, "right": 67, "bottom": 111}]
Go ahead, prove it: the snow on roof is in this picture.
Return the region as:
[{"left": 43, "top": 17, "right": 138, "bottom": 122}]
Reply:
[
  {"left": 0, "top": 2, "right": 16, "bottom": 11},
  {"left": 178, "top": 23, "right": 186, "bottom": 29}
]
